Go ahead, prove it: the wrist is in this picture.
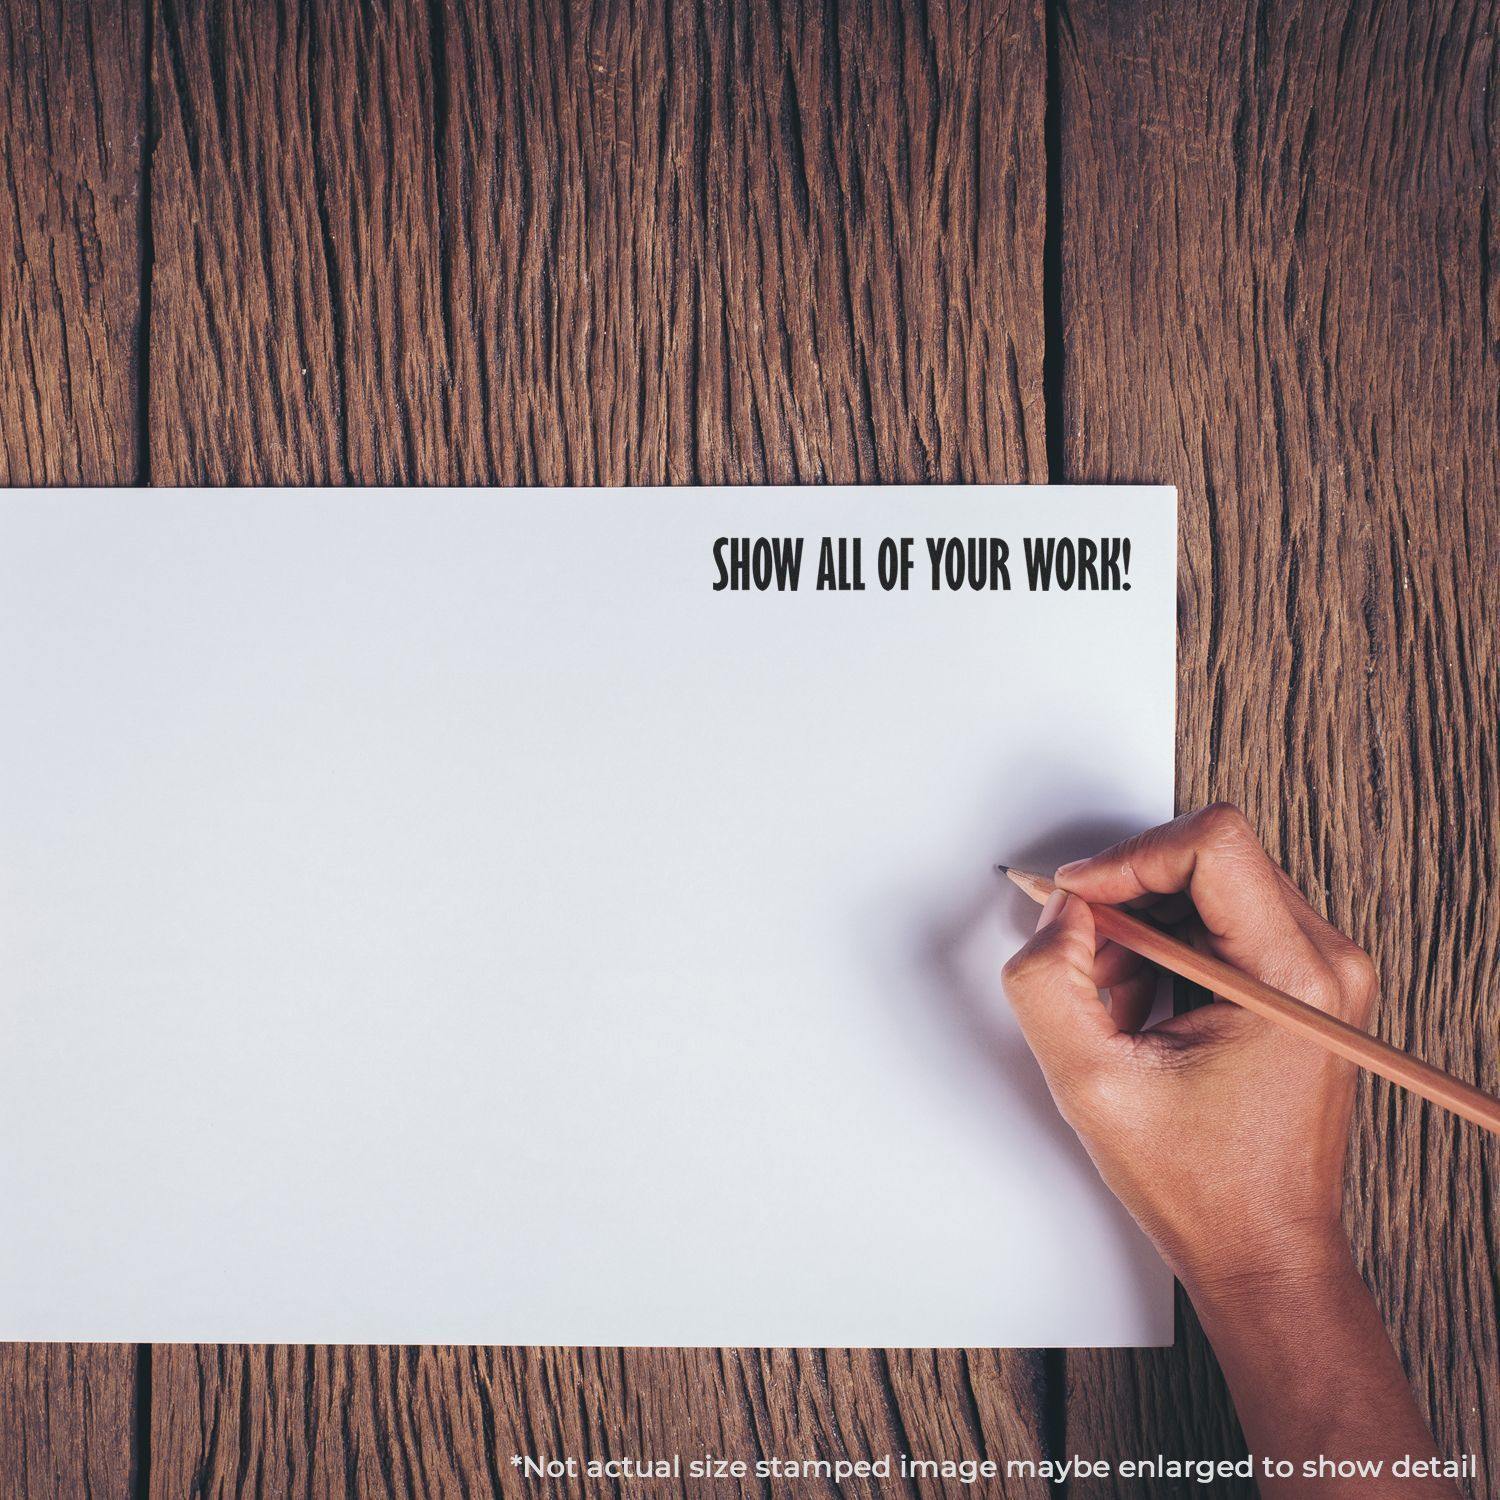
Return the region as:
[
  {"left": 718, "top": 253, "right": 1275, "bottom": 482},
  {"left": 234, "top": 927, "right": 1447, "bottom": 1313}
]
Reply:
[{"left": 1172, "top": 1220, "right": 1358, "bottom": 1319}]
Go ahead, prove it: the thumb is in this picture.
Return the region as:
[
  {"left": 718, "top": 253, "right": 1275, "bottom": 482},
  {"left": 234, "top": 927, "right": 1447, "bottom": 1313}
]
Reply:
[{"left": 1001, "top": 892, "right": 1117, "bottom": 1083}]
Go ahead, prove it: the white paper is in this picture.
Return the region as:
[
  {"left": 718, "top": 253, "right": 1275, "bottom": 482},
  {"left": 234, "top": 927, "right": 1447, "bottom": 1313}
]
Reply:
[{"left": 1, "top": 485, "right": 1175, "bottom": 1346}]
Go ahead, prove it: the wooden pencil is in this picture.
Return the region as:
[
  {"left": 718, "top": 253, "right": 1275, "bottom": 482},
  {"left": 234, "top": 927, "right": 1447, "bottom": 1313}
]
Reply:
[{"left": 1000, "top": 866, "right": 1500, "bottom": 1138}]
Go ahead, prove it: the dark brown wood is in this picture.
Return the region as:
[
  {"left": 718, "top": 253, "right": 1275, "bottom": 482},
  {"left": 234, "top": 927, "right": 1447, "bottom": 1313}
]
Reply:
[
  {"left": 143, "top": 1, "right": 1051, "bottom": 1494},
  {"left": 0, "top": 0, "right": 143, "bottom": 1493},
  {"left": 147, "top": 1347, "right": 1046, "bottom": 1498},
  {"left": 149, "top": 0, "right": 343, "bottom": 483},
  {"left": 1, "top": 0, "right": 141, "bottom": 484},
  {"left": 0, "top": 1345, "right": 142, "bottom": 1500},
  {"left": 150, "top": 0, "right": 1048, "bottom": 492},
  {"left": 1058, "top": 0, "right": 1499, "bottom": 1491}
]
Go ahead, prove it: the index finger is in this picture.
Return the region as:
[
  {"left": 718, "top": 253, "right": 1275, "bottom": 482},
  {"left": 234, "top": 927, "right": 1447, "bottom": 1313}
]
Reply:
[{"left": 1052, "top": 803, "right": 1337, "bottom": 1000}]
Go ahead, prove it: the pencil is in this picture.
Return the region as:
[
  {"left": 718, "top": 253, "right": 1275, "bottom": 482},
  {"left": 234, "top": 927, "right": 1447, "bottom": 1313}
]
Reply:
[{"left": 999, "top": 865, "right": 1500, "bottom": 1138}]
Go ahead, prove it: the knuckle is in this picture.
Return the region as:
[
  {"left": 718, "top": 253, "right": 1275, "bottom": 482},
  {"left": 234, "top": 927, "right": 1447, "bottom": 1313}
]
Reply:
[
  {"left": 1003, "top": 924, "right": 1071, "bottom": 984},
  {"left": 1063, "top": 1061, "right": 1126, "bottom": 1122},
  {"left": 1306, "top": 980, "right": 1344, "bottom": 1017},
  {"left": 1001, "top": 946, "right": 1044, "bottom": 991},
  {"left": 1331, "top": 944, "right": 1378, "bottom": 1003},
  {"left": 1199, "top": 800, "right": 1254, "bottom": 846},
  {"left": 1298, "top": 961, "right": 1345, "bottom": 1012},
  {"left": 1116, "top": 848, "right": 1150, "bottom": 892}
]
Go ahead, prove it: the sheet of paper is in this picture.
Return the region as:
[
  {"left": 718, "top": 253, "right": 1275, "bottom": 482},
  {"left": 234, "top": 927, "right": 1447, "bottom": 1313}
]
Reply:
[{"left": 1, "top": 485, "right": 1175, "bottom": 1346}]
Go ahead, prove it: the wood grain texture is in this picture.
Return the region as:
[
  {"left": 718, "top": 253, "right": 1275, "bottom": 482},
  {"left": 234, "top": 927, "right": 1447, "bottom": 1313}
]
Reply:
[
  {"left": 0, "top": 1344, "right": 142, "bottom": 1500},
  {"left": 1058, "top": 0, "right": 1499, "bottom": 1491},
  {"left": 152, "top": 0, "right": 1048, "bottom": 490},
  {"left": 148, "top": 1347, "right": 1045, "bottom": 1499},
  {"left": 1, "top": 0, "right": 142, "bottom": 481},
  {"left": 144, "top": 1, "right": 1052, "bottom": 1494},
  {"left": 1, "top": 1, "right": 143, "bottom": 1494},
  {"left": 149, "top": 0, "right": 343, "bottom": 483}
]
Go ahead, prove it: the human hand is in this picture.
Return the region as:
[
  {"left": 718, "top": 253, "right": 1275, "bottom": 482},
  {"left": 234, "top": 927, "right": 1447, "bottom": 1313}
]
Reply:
[{"left": 1001, "top": 803, "right": 1375, "bottom": 1297}]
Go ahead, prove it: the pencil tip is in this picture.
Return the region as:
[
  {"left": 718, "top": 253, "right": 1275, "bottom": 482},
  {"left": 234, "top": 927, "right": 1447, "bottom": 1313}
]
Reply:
[{"left": 993, "top": 862, "right": 1010, "bottom": 875}]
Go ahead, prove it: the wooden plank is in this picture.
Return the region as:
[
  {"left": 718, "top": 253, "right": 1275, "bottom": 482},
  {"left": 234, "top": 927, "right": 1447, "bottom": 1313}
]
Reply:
[
  {"left": 150, "top": 1347, "right": 1046, "bottom": 1497},
  {"left": 0, "top": 1345, "right": 143, "bottom": 1500},
  {"left": 432, "top": 0, "right": 1048, "bottom": 485},
  {"left": 1058, "top": 0, "right": 1499, "bottom": 1488},
  {"left": 1, "top": 0, "right": 142, "bottom": 483},
  {"left": 149, "top": 0, "right": 344, "bottom": 483},
  {"left": 145, "top": 1, "right": 1053, "bottom": 1493},
  {"left": 1, "top": 0, "right": 144, "bottom": 1493}
]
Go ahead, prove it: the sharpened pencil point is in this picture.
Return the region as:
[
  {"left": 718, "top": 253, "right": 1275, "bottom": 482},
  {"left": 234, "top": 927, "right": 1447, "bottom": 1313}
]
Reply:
[{"left": 994, "top": 862, "right": 1010, "bottom": 875}]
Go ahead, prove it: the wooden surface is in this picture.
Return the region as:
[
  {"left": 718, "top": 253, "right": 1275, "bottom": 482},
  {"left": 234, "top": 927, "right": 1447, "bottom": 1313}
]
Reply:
[{"left": 1, "top": 0, "right": 1495, "bottom": 1494}]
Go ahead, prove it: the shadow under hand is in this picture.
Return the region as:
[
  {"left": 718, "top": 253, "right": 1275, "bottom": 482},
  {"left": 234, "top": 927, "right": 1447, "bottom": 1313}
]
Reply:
[
  {"left": 909, "top": 796, "right": 1169, "bottom": 1331},
  {"left": 919, "top": 810, "right": 1142, "bottom": 1144}
]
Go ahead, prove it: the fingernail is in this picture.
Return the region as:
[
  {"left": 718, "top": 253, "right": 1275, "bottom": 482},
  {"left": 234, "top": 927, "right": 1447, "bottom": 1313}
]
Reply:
[
  {"left": 1055, "top": 859, "right": 1084, "bottom": 882},
  {"left": 1036, "top": 889, "right": 1068, "bottom": 930}
]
